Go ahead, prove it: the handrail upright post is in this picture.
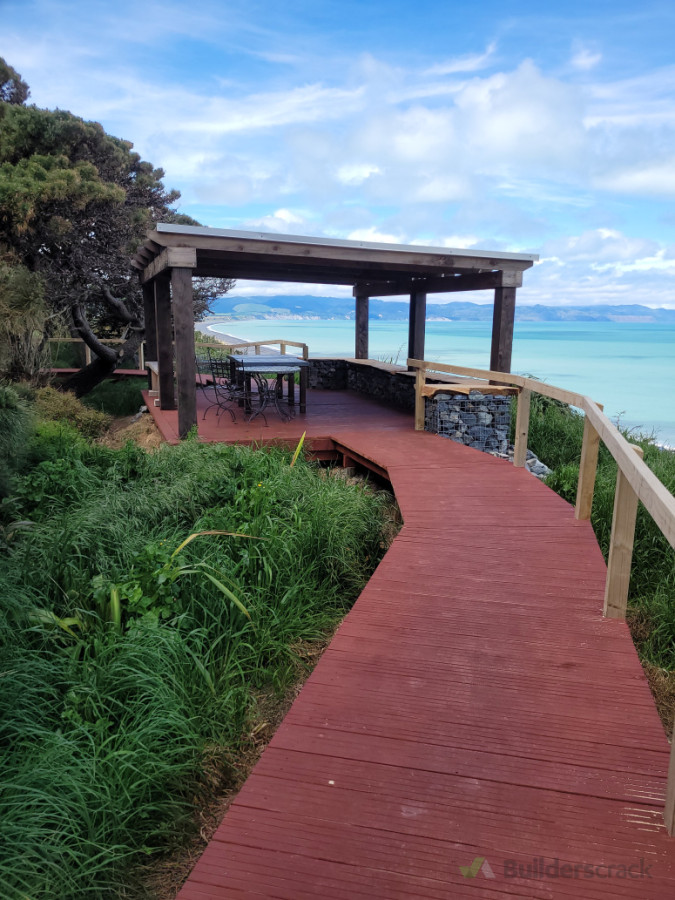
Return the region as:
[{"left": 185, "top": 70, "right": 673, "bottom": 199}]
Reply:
[
  {"left": 513, "top": 388, "right": 531, "bottom": 467},
  {"left": 414, "top": 365, "right": 426, "bottom": 431},
  {"left": 603, "top": 443, "right": 644, "bottom": 619},
  {"left": 575, "top": 405, "right": 603, "bottom": 520}
]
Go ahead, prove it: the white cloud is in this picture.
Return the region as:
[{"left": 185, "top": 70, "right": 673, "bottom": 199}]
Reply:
[
  {"left": 570, "top": 42, "right": 602, "bottom": 71},
  {"left": 425, "top": 42, "right": 497, "bottom": 76},
  {"left": 595, "top": 161, "right": 675, "bottom": 197},
  {"left": 336, "top": 163, "right": 381, "bottom": 185},
  {"left": 346, "top": 227, "right": 405, "bottom": 244}
]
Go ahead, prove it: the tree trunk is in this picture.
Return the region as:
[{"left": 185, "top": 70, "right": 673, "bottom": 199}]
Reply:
[{"left": 62, "top": 355, "right": 117, "bottom": 396}]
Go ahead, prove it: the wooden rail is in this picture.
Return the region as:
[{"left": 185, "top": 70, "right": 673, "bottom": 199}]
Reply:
[
  {"left": 49, "top": 337, "right": 309, "bottom": 371},
  {"left": 409, "top": 356, "right": 675, "bottom": 834},
  {"left": 207, "top": 339, "right": 309, "bottom": 359}
]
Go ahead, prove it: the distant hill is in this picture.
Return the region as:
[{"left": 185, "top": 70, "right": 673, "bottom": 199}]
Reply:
[{"left": 208, "top": 295, "right": 675, "bottom": 323}]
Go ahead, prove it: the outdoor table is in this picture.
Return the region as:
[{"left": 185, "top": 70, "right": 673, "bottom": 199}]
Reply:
[{"left": 230, "top": 355, "right": 310, "bottom": 416}]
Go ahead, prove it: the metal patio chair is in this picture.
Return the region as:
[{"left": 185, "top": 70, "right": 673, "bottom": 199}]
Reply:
[{"left": 203, "top": 348, "right": 244, "bottom": 423}]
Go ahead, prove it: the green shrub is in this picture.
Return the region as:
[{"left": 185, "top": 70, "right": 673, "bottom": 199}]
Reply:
[
  {"left": 526, "top": 400, "right": 675, "bottom": 670},
  {"left": 81, "top": 377, "right": 146, "bottom": 417},
  {"left": 0, "top": 433, "right": 391, "bottom": 896},
  {"left": 0, "top": 385, "right": 33, "bottom": 497},
  {"left": 35, "top": 386, "right": 111, "bottom": 439}
]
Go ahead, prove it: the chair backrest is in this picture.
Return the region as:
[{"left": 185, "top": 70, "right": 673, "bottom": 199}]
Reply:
[{"left": 207, "top": 347, "right": 231, "bottom": 381}]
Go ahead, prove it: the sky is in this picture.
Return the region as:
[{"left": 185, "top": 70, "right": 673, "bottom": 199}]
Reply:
[{"left": 3, "top": 0, "right": 675, "bottom": 307}]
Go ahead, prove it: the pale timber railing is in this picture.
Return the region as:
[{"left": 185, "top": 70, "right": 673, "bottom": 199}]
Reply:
[
  {"left": 48, "top": 337, "right": 309, "bottom": 369},
  {"left": 206, "top": 339, "right": 309, "bottom": 359},
  {"left": 409, "top": 357, "right": 675, "bottom": 834},
  {"left": 47, "top": 337, "right": 143, "bottom": 368}
]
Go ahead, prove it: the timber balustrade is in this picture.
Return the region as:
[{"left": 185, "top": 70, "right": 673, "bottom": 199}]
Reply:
[
  {"left": 48, "top": 337, "right": 309, "bottom": 369},
  {"left": 196, "top": 339, "right": 309, "bottom": 359},
  {"left": 409, "top": 356, "right": 675, "bottom": 835}
]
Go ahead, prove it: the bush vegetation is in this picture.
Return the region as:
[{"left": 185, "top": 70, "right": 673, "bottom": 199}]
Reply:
[
  {"left": 0, "top": 411, "right": 390, "bottom": 898},
  {"left": 521, "top": 396, "right": 675, "bottom": 669}
]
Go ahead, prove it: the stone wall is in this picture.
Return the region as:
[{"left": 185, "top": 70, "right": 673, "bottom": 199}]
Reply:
[
  {"left": 425, "top": 390, "right": 511, "bottom": 454},
  {"left": 308, "top": 359, "right": 415, "bottom": 409},
  {"left": 308, "top": 359, "right": 512, "bottom": 453}
]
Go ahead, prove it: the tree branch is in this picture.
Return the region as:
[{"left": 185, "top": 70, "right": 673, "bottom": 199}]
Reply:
[
  {"left": 101, "top": 285, "right": 135, "bottom": 324},
  {"left": 71, "top": 302, "right": 117, "bottom": 363}
]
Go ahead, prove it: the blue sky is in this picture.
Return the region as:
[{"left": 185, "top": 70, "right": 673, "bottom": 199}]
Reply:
[{"left": 3, "top": 0, "right": 675, "bottom": 306}]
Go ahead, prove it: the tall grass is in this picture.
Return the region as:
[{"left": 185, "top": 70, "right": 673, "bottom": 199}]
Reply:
[
  {"left": 522, "top": 398, "right": 675, "bottom": 669},
  {"left": 0, "top": 426, "right": 390, "bottom": 898}
]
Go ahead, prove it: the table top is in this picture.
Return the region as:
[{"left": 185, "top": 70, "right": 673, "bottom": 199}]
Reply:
[{"left": 233, "top": 355, "right": 310, "bottom": 368}]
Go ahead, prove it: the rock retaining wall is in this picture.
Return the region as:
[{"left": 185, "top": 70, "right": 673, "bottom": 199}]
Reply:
[
  {"left": 308, "top": 359, "right": 512, "bottom": 454},
  {"left": 308, "top": 359, "right": 415, "bottom": 409},
  {"left": 425, "top": 390, "right": 511, "bottom": 454}
]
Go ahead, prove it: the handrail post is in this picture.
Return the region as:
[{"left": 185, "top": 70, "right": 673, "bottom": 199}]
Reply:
[
  {"left": 139, "top": 341, "right": 145, "bottom": 371},
  {"left": 603, "top": 444, "right": 644, "bottom": 619},
  {"left": 575, "top": 404, "right": 603, "bottom": 520},
  {"left": 280, "top": 342, "right": 286, "bottom": 355},
  {"left": 84, "top": 343, "right": 92, "bottom": 366},
  {"left": 513, "top": 388, "right": 531, "bottom": 467},
  {"left": 255, "top": 343, "right": 260, "bottom": 355},
  {"left": 414, "top": 365, "right": 425, "bottom": 431},
  {"left": 666, "top": 720, "right": 675, "bottom": 834}
]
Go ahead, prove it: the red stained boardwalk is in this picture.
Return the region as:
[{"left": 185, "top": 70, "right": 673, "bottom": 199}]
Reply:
[{"left": 148, "top": 391, "right": 675, "bottom": 898}]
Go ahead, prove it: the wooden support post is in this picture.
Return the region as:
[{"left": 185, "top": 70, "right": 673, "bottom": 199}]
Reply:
[
  {"left": 490, "top": 286, "right": 517, "bottom": 373},
  {"left": 414, "top": 366, "right": 426, "bottom": 431},
  {"left": 280, "top": 342, "right": 287, "bottom": 355},
  {"left": 355, "top": 292, "right": 369, "bottom": 359},
  {"left": 513, "top": 388, "right": 531, "bottom": 467},
  {"left": 407, "top": 292, "right": 426, "bottom": 370},
  {"left": 603, "top": 444, "right": 644, "bottom": 619},
  {"left": 154, "top": 274, "right": 175, "bottom": 410},
  {"left": 665, "top": 720, "right": 675, "bottom": 835},
  {"left": 171, "top": 267, "right": 197, "bottom": 439},
  {"left": 141, "top": 280, "right": 155, "bottom": 387},
  {"left": 575, "top": 405, "right": 603, "bottom": 520},
  {"left": 84, "top": 344, "right": 92, "bottom": 366},
  {"left": 142, "top": 281, "right": 157, "bottom": 360}
]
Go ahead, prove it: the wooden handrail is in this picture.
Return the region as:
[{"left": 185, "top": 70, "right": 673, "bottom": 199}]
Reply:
[{"left": 409, "top": 355, "right": 675, "bottom": 832}]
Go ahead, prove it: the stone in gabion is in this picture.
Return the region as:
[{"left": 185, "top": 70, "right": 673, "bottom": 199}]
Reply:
[{"left": 425, "top": 391, "right": 513, "bottom": 458}]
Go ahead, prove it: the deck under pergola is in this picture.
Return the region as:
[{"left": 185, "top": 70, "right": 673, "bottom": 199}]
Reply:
[{"left": 131, "top": 225, "right": 537, "bottom": 437}]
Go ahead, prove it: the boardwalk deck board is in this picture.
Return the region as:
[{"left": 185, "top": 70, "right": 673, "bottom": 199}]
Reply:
[{"left": 145, "top": 389, "right": 675, "bottom": 898}]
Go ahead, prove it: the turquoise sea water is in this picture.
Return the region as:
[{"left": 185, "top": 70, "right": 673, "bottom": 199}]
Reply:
[{"left": 210, "top": 319, "right": 675, "bottom": 445}]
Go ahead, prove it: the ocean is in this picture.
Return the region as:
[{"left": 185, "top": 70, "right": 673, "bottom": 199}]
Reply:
[{"left": 209, "top": 319, "right": 675, "bottom": 446}]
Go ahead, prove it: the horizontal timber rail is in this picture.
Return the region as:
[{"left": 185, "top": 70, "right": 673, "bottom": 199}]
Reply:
[
  {"left": 202, "top": 339, "right": 309, "bottom": 359},
  {"left": 409, "top": 355, "right": 675, "bottom": 834}
]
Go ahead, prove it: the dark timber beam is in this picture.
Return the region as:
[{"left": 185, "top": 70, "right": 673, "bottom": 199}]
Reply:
[
  {"left": 354, "top": 268, "right": 524, "bottom": 298},
  {"left": 140, "top": 247, "right": 197, "bottom": 284},
  {"left": 154, "top": 274, "right": 175, "bottom": 411},
  {"left": 408, "top": 291, "right": 427, "bottom": 369},
  {"left": 355, "top": 291, "right": 369, "bottom": 359},
  {"left": 490, "top": 286, "right": 517, "bottom": 373},
  {"left": 171, "top": 267, "right": 197, "bottom": 439},
  {"left": 193, "top": 262, "right": 361, "bottom": 286}
]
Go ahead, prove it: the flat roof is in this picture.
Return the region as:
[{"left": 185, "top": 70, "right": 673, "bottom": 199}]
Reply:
[
  {"left": 132, "top": 225, "right": 537, "bottom": 291},
  {"left": 153, "top": 223, "right": 538, "bottom": 264}
]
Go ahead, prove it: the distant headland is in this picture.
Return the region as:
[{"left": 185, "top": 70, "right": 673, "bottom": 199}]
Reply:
[{"left": 205, "top": 295, "right": 675, "bottom": 324}]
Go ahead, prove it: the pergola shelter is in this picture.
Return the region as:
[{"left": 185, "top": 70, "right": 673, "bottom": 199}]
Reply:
[{"left": 131, "top": 225, "right": 537, "bottom": 438}]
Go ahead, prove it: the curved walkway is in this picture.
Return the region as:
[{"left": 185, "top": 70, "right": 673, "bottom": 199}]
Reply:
[{"left": 177, "top": 427, "right": 674, "bottom": 899}]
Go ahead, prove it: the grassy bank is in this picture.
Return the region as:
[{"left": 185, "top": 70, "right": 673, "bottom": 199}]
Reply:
[
  {"left": 0, "top": 394, "right": 390, "bottom": 899},
  {"left": 521, "top": 397, "right": 675, "bottom": 674}
]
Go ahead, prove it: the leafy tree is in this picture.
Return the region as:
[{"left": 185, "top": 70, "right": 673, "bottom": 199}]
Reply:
[
  {"left": 0, "top": 58, "right": 29, "bottom": 105},
  {"left": 0, "top": 58, "right": 232, "bottom": 394}
]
